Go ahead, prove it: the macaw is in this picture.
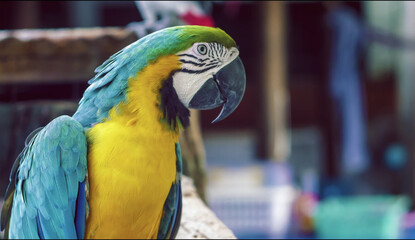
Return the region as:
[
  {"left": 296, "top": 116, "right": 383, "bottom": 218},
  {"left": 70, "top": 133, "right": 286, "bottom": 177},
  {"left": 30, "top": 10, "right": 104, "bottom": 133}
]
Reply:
[{"left": 0, "top": 25, "right": 246, "bottom": 239}]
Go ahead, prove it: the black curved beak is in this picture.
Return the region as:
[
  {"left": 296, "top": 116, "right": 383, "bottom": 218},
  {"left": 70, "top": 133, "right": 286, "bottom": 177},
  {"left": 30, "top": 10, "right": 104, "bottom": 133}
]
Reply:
[{"left": 188, "top": 56, "right": 246, "bottom": 123}]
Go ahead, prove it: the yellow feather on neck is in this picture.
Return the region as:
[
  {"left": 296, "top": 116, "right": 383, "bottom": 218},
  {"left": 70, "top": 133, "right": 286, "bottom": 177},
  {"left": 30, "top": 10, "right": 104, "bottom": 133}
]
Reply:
[
  {"left": 106, "top": 54, "right": 183, "bottom": 136},
  {"left": 85, "top": 55, "right": 184, "bottom": 239}
]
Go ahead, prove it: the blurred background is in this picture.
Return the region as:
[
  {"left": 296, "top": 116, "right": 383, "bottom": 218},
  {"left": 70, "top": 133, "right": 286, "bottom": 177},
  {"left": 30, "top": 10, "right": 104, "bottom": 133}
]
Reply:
[{"left": 1, "top": 1, "right": 415, "bottom": 239}]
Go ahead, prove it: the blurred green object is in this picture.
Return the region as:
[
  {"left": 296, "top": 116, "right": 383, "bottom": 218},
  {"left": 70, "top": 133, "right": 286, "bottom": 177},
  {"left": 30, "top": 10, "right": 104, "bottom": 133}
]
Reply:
[{"left": 314, "top": 195, "right": 410, "bottom": 239}]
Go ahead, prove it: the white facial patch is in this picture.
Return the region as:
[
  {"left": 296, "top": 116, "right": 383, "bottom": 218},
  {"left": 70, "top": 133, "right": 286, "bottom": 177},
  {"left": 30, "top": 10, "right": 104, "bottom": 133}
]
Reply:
[{"left": 173, "top": 42, "right": 239, "bottom": 107}]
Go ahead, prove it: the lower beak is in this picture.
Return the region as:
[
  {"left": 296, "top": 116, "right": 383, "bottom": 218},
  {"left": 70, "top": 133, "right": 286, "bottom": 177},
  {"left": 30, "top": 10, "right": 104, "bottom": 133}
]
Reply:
[{"left": 188, "top": 56, "right": 246, "bottom": 123}]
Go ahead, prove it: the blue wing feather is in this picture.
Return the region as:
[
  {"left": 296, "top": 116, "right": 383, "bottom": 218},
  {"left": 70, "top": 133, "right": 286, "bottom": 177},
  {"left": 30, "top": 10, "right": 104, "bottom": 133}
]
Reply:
[
  {"left": 3, "top": 115, "right": 87, "bottom": 239},
  {"left": 157, "top": 143, "right": 183, "bottom": 239},
  {"left": 75, "top": 181, "right": 86, "bottom": 239}
]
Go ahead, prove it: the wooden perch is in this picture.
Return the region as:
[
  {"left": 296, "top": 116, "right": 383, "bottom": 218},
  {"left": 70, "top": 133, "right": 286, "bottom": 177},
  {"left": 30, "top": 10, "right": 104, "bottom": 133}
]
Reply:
[
  {"left": 0, "top": 176, "right": 235, "bottom": 239},
  {"left": 177, "top": 176, "right": 236, "bottom": 239}
]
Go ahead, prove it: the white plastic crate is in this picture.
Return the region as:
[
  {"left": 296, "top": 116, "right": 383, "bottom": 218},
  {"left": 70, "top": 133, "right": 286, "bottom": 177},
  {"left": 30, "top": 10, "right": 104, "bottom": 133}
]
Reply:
[{"left": 207, "top": 166, "right": 298, "bottom": 238}]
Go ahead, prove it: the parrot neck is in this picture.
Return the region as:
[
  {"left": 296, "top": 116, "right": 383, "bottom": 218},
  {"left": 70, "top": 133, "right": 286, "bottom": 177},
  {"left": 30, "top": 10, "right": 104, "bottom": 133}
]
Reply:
[{"left": 106, "top": 55, "right": 189, "bottom": 135}]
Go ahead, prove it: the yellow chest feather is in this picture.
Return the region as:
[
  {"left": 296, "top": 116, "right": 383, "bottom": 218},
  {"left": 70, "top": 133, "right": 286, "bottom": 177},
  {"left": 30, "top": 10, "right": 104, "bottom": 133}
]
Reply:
[{"left": 84, "top": 55, "right": 182, "bottom": 239}]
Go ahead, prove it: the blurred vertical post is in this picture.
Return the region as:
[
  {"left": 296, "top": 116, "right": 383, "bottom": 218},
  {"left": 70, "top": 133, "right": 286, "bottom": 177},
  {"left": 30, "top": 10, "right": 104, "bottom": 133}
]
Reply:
[
  {"left": 395, "top": 1, "right": 415, "bottom": 207},
  {"left": 409, "top": 2, "right": 415, "bottom": 209},
  {"left": 14, "top": 1, "right": 40, "bottom": 29},
  {"left": 180, "top": 109, "right": 207, "bottom": 202},
  {"left": 258, "top": 1, "right": 290, "bottom": 161}
]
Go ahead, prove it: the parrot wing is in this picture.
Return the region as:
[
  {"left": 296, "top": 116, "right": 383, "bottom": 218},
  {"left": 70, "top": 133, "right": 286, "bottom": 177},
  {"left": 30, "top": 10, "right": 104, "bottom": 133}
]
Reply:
[
  {"left": 157, "top": 143, "right": 183, "bottom": 239},
  {"left": 73, "top": 47, "right": 130, "bottom": 127},
  {"left": 0, "top": 116, "right": 87, "bottom": 239}
]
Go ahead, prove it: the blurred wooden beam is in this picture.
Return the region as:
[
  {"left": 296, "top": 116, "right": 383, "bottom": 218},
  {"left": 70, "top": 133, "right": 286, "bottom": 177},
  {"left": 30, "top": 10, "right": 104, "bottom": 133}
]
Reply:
[
  {"left": 0, "top": 28, "right": 138, "bottom": 84},
  {"left": 258, "top": 1, "right": 289, "bottom": 161}
]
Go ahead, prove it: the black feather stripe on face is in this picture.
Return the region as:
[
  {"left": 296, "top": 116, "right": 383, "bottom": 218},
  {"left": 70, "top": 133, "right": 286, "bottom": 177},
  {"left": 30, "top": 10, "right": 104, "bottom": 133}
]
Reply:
[{"left": 160, "top": 72, "right": 190, "bottom": 130}]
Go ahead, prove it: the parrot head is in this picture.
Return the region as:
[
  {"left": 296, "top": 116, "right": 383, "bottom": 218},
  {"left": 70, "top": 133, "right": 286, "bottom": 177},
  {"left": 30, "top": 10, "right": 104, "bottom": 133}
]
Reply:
[
  {"left": 74, "top": 25, "right": 246, "bottom": 129},
  {"left": 170, "top": 26, "right": 246, "bottom": 123}
]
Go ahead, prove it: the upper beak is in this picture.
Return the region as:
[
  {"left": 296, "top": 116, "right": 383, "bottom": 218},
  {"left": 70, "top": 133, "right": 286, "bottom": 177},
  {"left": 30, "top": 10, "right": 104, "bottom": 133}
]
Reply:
[{"left": 188, "top": 56, "right": 246, "bottom": 123}]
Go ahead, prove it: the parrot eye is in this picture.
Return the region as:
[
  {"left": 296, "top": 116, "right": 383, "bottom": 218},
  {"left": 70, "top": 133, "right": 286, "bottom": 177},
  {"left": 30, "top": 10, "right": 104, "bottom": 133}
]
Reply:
[{"left": 197, "top": 44, "right": 208, "bottom": 55}]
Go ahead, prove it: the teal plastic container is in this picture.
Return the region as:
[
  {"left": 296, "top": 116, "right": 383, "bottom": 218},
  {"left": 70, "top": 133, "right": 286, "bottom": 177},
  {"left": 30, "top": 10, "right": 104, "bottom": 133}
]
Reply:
[{"left": 314, "top": 195, "right": 410, "bottom": 239}]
